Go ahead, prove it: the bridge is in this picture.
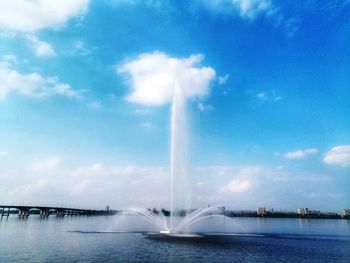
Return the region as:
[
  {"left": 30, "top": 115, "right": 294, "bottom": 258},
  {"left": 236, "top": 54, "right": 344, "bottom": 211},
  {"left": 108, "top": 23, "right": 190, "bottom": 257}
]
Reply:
[{"left": 0, "top": 205, "right": 117, "bottom": 218}]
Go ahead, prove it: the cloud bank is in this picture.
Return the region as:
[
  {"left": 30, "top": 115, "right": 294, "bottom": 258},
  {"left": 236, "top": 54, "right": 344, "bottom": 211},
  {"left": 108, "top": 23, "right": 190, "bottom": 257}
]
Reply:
[
  {"left": 323, "top": 145, "right": 350, "bottom": 167},
  {"left": 1, "top": 158, "right": 342, "bottom": 210},
  {"left": 219, "top": 179, "right": 252, "bottom": 193},
  {"left": 118, "top": 51, "right": 216, "bottom": 106},
  {"left": 0, "top": 0, "right": 89, "bottom": 32}
]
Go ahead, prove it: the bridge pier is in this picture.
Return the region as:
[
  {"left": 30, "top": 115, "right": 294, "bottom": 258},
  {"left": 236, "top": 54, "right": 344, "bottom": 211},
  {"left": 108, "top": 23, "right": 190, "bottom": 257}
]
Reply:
[
  {"left": 67, "top": 209, "right": 77, "bottom": 216},
  {"left": 18, "top": 208, "right": 30, "bottom": 218},
  {"left": 56, "top": 209, "right": 66, "bottom": 217},
  {"left": 39, "top": 209, "right": 50, "bottom": 218},
  {"left": 1, "top": 207, "right": 10, "bottom": 218}
]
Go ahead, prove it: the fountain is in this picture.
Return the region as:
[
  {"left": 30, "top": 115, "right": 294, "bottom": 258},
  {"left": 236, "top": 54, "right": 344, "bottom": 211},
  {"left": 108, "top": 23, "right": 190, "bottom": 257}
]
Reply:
[
  {"left": 73, "top": 74, "right": 251, "bottom": 240},
  {"left": 122, "top": 82, "right": 234, "bottom": 238}
]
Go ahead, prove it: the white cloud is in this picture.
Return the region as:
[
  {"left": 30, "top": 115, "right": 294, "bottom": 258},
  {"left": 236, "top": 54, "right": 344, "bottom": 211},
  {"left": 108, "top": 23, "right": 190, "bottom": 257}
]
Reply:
[
  {"left": 283, "top": 148, "right": 318, "bottom": 160},
  {"left": 284, "top": 150, "right": 305, "bottom": 159},
  {"left": 118, "top": 51, "right": 216, "bottom": 106},
  {"left": 256, "top": 92, "right": 268, "bottom": 101},
  {"left": 219, "top": 179, "right": 252, "bottom": 193},
  {"left": 68, "top": 40, "right": 91, "bottom": 56},
  {"left": 12, "top": 178, "right": 52, "bottom": 196},
  {"left": 255, "top": 90, "right": 283, "bottom": 102},
  {"left": 284, "top": 17, "right": 298, "bottom": 37},
  {"left": 0, "top": 0, "right": 89, "bottom": 32},
  {"left": 108, "top": 0, "right": 168, "bottom": 10},
  {"left": 198, "top": 102, "right": 214, "bottom": 112},
  {"left": 200, "top": 165, "right": 263, "bottom": 195},
  {"left": 201, "top": 0, "right": 279, "bottom": 20},
  {"left": 199, "top": 0, "right": 300, "bottom": 38},
  {"left": 32, "top": 157, "right": 61, "bottom": 172},
  {"left": 0, "top": 152, "right": 9, "bottom": 159},
  {"left": 323, "top": 145, "right": 350, "bottom": 167},
  {"left": 218, "top": 74, "right": 229, "bottom": 85},
  {"left": 0, "top": 61, "right": 78, "bottom": 100},
  {"left": 73, "top": 163, "right": 108, "bottom": 177},
  {"left": 304, "top": 148, "right": 318, "bottom": 154},
  {"left": 27, "top": 35, "right": 56, "bottom": 57}
]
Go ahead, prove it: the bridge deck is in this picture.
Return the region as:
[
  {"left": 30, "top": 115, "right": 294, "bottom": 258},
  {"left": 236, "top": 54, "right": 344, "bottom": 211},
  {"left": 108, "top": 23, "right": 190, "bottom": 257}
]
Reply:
[{"left": 0, "top": 205, "right": 117, "bottom": 217}]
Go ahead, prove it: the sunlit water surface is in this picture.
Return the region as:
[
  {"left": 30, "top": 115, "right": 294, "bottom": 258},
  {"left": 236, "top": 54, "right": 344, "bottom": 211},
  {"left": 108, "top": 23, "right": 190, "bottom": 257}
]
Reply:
[{"left": 1, "top": 215, "right": 349, "bottom": 262}]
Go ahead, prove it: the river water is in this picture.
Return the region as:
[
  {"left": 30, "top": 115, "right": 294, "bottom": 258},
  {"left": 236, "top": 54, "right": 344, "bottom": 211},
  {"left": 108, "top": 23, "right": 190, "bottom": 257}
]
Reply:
[{"left": 0, "top": 215, "right": 349, "bottom": 262}]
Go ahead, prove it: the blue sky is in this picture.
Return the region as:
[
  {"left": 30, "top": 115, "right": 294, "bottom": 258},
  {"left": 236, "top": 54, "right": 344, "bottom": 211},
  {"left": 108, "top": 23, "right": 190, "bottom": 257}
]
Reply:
[{"left": 0, "top": 0, "right": 349, "bottom": 211}]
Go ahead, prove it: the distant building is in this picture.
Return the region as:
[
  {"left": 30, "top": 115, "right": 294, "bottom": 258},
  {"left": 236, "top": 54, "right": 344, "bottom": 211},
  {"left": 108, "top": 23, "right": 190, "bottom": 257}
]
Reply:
[
  {"left": 340, "top": 209, "right": 350, "bottom": 217},
  {"left": 297, "top": 208, "right": 309, "bottom": 215},
  {"left": 257, "top": 207, "right": 267, "bottom": 215},
  {"left": 297, "top": 208, "right": 322, "bottom": 216}
]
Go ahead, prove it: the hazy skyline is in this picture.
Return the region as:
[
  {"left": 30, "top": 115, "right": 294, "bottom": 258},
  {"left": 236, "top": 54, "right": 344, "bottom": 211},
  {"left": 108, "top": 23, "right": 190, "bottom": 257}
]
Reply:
[{"left": 0, "top": 0, "right": 349, "bottom": 211}]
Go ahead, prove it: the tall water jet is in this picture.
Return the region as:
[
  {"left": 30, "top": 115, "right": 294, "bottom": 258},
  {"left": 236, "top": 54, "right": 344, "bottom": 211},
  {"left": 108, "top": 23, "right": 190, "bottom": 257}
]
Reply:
[{"left": 170, "top": 82, "right": 190, "bottom": 232}]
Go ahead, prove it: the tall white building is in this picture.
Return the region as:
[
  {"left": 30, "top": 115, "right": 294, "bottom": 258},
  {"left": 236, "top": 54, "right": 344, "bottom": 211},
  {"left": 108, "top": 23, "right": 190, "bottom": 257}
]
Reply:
[
  {"left": 340, "top": 209, "right": 350, "bottom": 217},
  {"left": 297, "top": 208, "right": 309, "bottom": 215}
]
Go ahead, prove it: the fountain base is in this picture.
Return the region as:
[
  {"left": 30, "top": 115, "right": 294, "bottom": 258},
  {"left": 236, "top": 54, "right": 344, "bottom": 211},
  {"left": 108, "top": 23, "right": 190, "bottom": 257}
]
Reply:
[
  {"left": 145, "top": 232, "right": 265, "bottom": 242},
  {"left": 145, "top": 232, "right": 204, "bottom": 240}
]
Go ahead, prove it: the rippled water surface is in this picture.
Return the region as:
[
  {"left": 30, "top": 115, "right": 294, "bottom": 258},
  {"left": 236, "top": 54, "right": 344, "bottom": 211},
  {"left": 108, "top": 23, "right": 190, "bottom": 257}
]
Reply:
[{"left": 1, "top": 215, "right": 349, "bottom": 262}]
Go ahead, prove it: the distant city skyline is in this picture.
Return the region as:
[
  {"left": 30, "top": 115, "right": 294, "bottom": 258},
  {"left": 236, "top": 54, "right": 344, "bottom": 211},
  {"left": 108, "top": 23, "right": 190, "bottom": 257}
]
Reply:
[{"left": 0, "top": 0, "right": 349, "bottom": 211}]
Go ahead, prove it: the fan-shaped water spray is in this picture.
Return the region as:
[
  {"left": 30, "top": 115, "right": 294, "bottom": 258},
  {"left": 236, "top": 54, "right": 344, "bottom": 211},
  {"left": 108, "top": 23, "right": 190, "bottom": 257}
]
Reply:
[
  {"left": 126, "top": 208, "right": 169, "bottom": 232},
  {"left": 124, "top": 206, "right": 231, "bottom": 235}
]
